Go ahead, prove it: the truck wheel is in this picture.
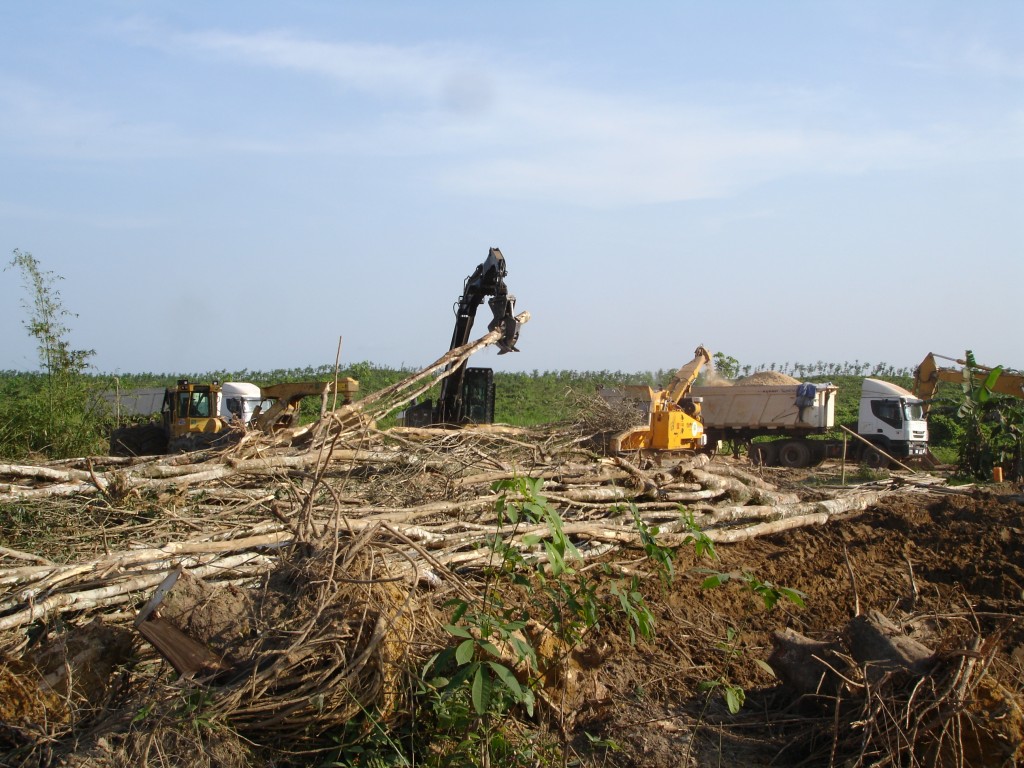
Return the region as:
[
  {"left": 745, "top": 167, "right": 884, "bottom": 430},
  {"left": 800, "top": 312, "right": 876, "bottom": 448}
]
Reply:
[
  {"left": 778, "top": 441, "right": 812, "bottom": 468},
  {"left": 862, "top": 447, "right": 890, "bottom": 470},
  {"left": 749, "top": 443, "right": 778, "bottom": 466}
]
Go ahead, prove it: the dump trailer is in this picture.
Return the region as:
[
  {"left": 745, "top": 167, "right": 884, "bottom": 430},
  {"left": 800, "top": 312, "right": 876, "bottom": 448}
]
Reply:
[{"left": 690, "top": 378, "right": 929, "bottom": 468}]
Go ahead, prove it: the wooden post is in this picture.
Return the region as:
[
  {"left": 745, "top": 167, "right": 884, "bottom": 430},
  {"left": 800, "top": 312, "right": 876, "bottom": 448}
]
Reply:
[
  {"left": 838, "top": 425, "right": 917, "bottom": 473},
  {"left": 841, "top": 432, "right": 847, "bottom": 486}
]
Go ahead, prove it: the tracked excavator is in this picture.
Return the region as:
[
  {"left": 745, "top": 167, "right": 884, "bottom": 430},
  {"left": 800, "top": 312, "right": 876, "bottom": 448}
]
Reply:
[
  {"left": 913, "top": 352, "right": 1024, "bottom": 411},
  {"left": 609, "top": 345, "right": 712, "bottom": 453},
  {"left": 402, "top": 247, "right": 520, "bottom": 427}
]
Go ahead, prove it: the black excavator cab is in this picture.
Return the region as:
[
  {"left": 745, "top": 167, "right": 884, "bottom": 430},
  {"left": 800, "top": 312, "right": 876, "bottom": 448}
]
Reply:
[{"left": 403, "top": 248, "right": 519, "bottom": 427}]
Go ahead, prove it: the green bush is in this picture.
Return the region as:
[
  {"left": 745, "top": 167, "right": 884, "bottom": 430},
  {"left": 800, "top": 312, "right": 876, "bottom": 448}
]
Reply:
[{"left": 1, "top": 251, "right": 107, "bottom": 459}]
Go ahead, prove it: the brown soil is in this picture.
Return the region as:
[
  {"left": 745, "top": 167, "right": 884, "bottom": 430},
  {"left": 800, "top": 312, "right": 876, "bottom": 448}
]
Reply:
[{"left": 575, "top": 466, "right": 1024, "bottom": 767}]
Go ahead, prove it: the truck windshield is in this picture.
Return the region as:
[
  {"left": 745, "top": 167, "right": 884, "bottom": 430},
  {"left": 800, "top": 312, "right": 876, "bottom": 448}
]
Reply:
[
  {"left": 903, "top": 400, "right": 925, "bottom": 421},
  {"left": 225, "top": 397, "right": 244, "bottom": 420}
]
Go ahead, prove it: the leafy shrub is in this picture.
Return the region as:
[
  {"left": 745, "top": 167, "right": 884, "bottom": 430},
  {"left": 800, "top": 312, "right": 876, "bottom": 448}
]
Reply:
[{"left": 1, "top": 252, "right": 107, "bottom": 459}]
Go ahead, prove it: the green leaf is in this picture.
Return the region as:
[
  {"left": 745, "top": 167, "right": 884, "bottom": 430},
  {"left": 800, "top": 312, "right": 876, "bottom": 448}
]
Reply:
[
  {"left": 509, "top": 635, "right": 538, "bottom": 667},
  {"left": 478, "top": 640, "right": 502, "bottom": 659},
  {"left": 455, "top": 638, "right": 476, "bottom": 665},
  {"left": 724, "top": 684, "right": 745, "bottom": 714},
  {"left": 471, "top": 666, "right": 490, "bottom": 715},
  {"left": 544, "top": 541, "right": 566, "bottom": 575},
  {"left": 563, "top": 538, "right": 584, "bottom": 563},
  {"left": 443, "top": 623, "right": 473, "bottom": 639},
  {"left": 521, "top": 689, "right": 536, "bottom": 718},
  {"left": 524, "top": 501, "right": 546, "bottom": 520},
  {"left": 701, "top": 572, "right": 730, "bottom": 589},
  {"left": 980, "top": 367, "right": 1004, "bottom": 403},
  {"left": 777, "top": 586, "right": 807, "bottom": 608},
  {"left": 486, "top": 661, "right": 523, "bottom": 700},
  {"left": 448, "top": 600, "right": 469, "bottom": 623},
  {"left": 448, "top": 661, "right": 477, "bottom": 690}
]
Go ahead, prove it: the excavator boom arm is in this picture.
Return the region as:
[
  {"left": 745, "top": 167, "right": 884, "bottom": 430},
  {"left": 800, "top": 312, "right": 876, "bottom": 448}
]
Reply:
[
  {"left": 914, "top": 352, "right": 1024, "bottom": 411},
  {"left": 436, "top": 247, "right": 519, "bottom": 424}
]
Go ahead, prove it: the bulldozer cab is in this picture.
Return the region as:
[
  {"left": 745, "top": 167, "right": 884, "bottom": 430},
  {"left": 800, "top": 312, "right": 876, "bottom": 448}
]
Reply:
[{"left": 163, "top": 381, "right": 225, "bottom": 440}]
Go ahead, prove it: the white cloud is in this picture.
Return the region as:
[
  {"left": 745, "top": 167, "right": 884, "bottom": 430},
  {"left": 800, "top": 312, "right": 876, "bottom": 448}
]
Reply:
[
  {"left": 166, "top": 30, "right": 1022, "bottom": 204},
  {"left": 4, "top": 25, "right": 1020, "bottom": 206},
  {"left": 181, "top": 29, "right": 472, "bottom": 100}
]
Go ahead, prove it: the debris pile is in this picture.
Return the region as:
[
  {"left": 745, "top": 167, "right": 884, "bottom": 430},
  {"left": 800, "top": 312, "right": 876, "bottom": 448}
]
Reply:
[
  {"left": 769, "top": 611, "right": 1024, "bottom": 767},
  {"left": 0, "top": 323, "right": 1020, "bottom": 767}
]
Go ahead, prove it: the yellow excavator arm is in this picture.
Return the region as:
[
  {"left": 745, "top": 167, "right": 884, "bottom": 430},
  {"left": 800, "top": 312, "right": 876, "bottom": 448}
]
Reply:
[
  {"left": 914, "top": 352, "right": 1024, "bottom": 412},
  {"left": 658, "top": 345, "right": 712, "bottom": 410},
  {"left": 253, "top": 378, "right": 358, "bottom": 432}
]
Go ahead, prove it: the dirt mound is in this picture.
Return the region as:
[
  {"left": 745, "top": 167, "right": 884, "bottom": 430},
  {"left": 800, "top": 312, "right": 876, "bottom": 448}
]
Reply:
[
  {"left": 581, "top": 477, "right": 1024, "bottom": 767},
  {"left": 735, "top": 370, "right": 800, "bottom": 385}
]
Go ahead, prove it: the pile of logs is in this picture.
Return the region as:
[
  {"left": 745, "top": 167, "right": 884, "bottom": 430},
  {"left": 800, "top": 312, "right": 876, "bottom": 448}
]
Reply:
[{"left": 0, "top": 449, "right": 902, "bottom": 635}]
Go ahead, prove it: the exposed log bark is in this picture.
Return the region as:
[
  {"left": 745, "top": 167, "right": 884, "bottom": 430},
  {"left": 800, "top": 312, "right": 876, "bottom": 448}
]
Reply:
[
  {"left": 768, "top": 627, "right": 845, "bottom": 698},
  {"left": 0, "top": 463, "right": 94, "bottom": 483},
  {"left": 137, "top": 616, "right": 232, "bottom": 677},
  {"left": 847, "top": 609, "right": 935, "bottom": 684},
  {"left": 693, "top": 491, "right": 886, "bottom": 532},
  {"left": 0, "top": 553, "right": 275, "bottom": 632},
  {"left": 685, "top": 468, "right": 800, "bottom": 505},
  {"left": 0, "top": 481, "right": 99, "bottom": 501},
  {"left": 0, "top": 547, "right": 55, "bottom": 566},
  {"left": 548, "top": 486, "right": 634, "bottom": 503}
]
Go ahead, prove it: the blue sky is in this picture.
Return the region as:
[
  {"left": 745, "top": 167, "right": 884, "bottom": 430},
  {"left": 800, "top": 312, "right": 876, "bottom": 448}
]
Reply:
[{"left": 2, "top": 2, "right": 1022, "bottom": 377}]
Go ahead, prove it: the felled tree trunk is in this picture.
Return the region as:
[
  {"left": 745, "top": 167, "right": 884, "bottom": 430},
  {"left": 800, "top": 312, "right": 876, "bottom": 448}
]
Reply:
[
  {"left": 767, "top": 627, "right": 845, "bottom": 699},
  {"left": 846, "top": 609, "right": 934, "bottom": 685},
  {"left": 769, "top": 611, "right": 935, "bottom": 694}
]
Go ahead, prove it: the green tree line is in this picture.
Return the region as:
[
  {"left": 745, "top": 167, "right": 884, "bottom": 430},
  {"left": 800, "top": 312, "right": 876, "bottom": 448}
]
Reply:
[{"left": 5, "top": 251, "right": 1019, "bottom": 480}]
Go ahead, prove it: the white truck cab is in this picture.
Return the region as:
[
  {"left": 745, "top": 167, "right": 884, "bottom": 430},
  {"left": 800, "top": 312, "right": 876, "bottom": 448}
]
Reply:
[
  {"left": 219, "top": 382, "right": 269, "bottom": 426},
  {"left": 858, "top": 379, "right": 929, "bottom": 458}
]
